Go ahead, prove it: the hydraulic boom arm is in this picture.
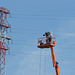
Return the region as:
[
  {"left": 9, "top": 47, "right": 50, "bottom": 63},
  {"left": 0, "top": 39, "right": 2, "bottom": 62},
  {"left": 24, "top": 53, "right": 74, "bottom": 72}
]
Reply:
[{"left": 51, "top": 47, "right": 60, "bottom": 75}]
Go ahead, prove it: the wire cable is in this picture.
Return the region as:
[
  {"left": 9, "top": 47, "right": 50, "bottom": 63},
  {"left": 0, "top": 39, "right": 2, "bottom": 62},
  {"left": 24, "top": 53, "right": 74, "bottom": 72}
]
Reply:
[
  {"left": 44, "top": 49, "right": 46, "bottom": 75},
  {"left": 39, "top": 49, "right": 42, "bottom": 75}
]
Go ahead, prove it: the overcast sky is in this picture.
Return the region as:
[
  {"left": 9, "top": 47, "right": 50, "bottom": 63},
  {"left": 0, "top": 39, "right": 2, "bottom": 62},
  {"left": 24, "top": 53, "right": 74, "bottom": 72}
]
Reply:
[{"left": 0, "top": 0, "right": 75, "bottom": 75}]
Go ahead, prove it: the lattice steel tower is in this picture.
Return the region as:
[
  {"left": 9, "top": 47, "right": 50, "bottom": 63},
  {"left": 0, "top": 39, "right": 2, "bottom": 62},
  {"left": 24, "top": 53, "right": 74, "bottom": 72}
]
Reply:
[{"left": 0, "top": 7, "right": 11, "bottom": 75}]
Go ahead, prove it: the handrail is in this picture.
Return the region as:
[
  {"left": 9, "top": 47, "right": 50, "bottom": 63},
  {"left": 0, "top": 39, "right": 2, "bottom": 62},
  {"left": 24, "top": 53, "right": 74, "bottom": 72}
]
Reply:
[{"left": 38, "top": 37, "right": 56, "bottom": 45}]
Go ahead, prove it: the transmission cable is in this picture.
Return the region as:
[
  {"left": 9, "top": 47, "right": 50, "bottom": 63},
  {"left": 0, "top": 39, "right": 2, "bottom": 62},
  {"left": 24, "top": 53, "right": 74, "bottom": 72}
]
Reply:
[
  {"left": 44, "top": 49, "right": 46, "bottom": 75},
  {"left": 39, "top": 49, "right": 42, "bottom": 75}
]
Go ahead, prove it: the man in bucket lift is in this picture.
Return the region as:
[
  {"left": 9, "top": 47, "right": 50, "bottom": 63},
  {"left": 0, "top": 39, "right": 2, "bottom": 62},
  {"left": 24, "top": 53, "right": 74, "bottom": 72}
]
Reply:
[
  {"left": 38, "top": 39, "right": 44, "bottom": 45},
  {"left": 43, "top": 32, "right": 52, "bottom": 43}
]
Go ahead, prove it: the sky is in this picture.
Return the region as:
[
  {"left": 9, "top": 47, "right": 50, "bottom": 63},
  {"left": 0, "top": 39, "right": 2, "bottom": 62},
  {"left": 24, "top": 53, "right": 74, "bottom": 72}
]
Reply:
[{"left": 0, "top": 0, "right": 75, "bottom": 75}]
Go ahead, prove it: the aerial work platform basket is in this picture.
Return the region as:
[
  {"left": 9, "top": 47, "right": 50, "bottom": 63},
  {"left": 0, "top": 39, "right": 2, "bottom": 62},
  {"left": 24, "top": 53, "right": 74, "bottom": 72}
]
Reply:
[{"left": 37, "top": 37, "right": 56, "bottom": 49}]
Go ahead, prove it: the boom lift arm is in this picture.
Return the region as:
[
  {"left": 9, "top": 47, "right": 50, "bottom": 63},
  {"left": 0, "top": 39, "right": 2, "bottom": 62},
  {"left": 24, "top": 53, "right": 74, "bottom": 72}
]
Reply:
[
  {"left": 37, "top": 36, "right": 60, "bottom": 75},
  {"left": 51, "top": 47, "right": 60, "bottom": 75}
]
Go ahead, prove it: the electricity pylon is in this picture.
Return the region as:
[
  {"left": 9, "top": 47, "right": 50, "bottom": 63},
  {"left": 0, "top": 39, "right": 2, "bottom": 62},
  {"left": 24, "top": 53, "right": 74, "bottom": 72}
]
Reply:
[{"left": 0, "top": 7, "right": 11, "bottom": 75}]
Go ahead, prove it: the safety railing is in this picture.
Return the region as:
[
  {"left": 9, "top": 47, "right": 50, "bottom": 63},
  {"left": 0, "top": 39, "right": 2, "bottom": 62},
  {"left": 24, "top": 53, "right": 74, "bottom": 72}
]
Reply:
[{"left": 38, "top": 37, "right": 56, "bottom": 46}]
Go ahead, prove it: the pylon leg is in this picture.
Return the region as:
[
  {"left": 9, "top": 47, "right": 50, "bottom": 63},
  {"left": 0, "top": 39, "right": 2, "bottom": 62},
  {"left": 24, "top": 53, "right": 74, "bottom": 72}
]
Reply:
[{"left": 0, "top": 46, "right": 6, "bottom": 75}]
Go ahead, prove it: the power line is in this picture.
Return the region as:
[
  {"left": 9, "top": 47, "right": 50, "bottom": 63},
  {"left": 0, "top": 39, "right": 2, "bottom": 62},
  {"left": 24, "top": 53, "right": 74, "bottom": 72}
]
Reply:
[
  {"left": 44, "top": 49, "right": 46, "bottom": 75},
  {"left": 9, "top": 14, "right": 75, "bottom": 18},
  {"left": 8, "top": 50, "right": 75, "bottom": 59},
  {"left": 8, "top": 14, "right": 75, "bottom": 20},
  {"left": 39, "top": 49, "right": 41, "bottom": 75}
]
